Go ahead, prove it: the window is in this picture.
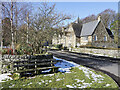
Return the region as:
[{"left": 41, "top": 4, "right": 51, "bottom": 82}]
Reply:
[
  {"left": 83, "top": 36, "right": 88, "bottom": 40},
  {"left": 94, "top": 35, "right": 97, "bottom": 41},
  {"left": 104, "top": 36, "right": 107, "bottom": 41}
]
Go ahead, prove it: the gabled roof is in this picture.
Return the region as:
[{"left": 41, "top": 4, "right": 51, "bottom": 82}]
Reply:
[
  {"left": 106, "top": 28, "right": 114, "bottom": 39},
  {"left": 80, "top": 20, "right": 99, "bottom": 36},
  {"left": 72, "top": 23, "right": 82, "bottom": 37},
  {"left": 64, "top": 17, "right": 114, "bottom": 38}
]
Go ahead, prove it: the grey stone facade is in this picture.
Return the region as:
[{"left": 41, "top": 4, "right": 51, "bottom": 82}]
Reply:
[
  {"left": 92, "top": 21, "right": 117, "bottom": 48},
  {"left": 52, "top": 16, "right": 117, "bottom": 48}
]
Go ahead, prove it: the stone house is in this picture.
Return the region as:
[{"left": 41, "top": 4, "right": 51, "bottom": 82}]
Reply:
[{"left": 52, "top": 16, "right": 117, "bottom": 48}]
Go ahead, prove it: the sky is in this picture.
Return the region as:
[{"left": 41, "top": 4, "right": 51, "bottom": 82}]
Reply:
[
  {"left": 55, "top": 2, "right": 118, "bottom": 18},
  {"left": 32, "top": 2, "right": 118, "bottom": 25}
]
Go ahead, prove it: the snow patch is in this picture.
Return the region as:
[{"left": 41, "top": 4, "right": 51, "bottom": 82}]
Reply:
[
  {"left": 44, "top": 74, "right": 54, "bottom": 77},
  {"left": 9, "top": 84, "right": 15, "bottom": 88},
  {"left": 49, "top": 80, "right": 52, "bottom": 83},
  {"left": 66, "top": 85, "right": 74, "bottom": 88},
  {"left": 0, "top": 73, "right": 13, "bottom": 82},
  {"left": 106, "top": 84, "right": 110, "bottom": 87}
]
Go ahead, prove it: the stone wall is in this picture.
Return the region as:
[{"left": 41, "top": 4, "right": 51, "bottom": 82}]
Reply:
[
  {"left": 0, "top": 54, "right": 53, "bottom": 74},
  {"left": 72, "top": 48, "right": 120, "bottom": 58},
  {"left": 0, "top": 55, "right": 30, "bottom": 74}
]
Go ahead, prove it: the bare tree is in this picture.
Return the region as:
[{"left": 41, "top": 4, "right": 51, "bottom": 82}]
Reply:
[
  {"left": 11, "top": 1, "right": 15, "bottom": 53},
  {"left": 98, "top": 9, "right": 116, "bottom": 28},
  {"left": 30, "top": 2, "right": 71, "bottom": 53},
  {"left": 2, "top": 1, "right": 32, "bottom": 53},
  {"left": 82, "top": 14, "right": 97, "bottom": 23}
]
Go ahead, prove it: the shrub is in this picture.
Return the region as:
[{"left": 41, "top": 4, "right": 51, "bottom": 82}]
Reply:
[
  {"left": 7, "top": 49, "right": 13, "bottom": 55},
  {"left": 2, "top": 49, "right": 8, "bottom": 54},
  {"left": 12, "top": 73, "right": 20, "bottom": 80},
  {"left": 16, "top": 44, "right": 33, "bottom": 55},
  {"left": 56, "top": 44, "right": 63, "bottom": 50},
  {"left": 63, "top": 46, "right": 67, "bottom": 50},
  {"left": 0, "top": 48, "right": 8, "bottom": 54}
]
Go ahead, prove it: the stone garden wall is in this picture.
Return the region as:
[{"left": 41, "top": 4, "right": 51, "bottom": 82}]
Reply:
[
  {"left": 0, "top": 55, "right": 30, "bottom": 74},
  {"left": 0, "top": 54, "right": 53, "bottom": 74},
  {"left": 72, "top": 48, "right": 120, "bottom": 58}
]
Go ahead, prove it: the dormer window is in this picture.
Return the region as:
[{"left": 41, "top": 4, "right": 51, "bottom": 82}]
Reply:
[
  {"left": 94, "top": 35, "right": 97, "bottom": 41},
  {"left": 104, "top": 36, "right": 107, "bottom": 41}
]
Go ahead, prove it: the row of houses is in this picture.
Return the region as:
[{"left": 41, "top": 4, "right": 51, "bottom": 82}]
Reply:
[{"left": 52, "top": 16, "right": 117, "bottom": 48}]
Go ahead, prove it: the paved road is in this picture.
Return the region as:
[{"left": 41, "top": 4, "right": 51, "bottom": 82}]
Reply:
[{"left": 48, "top": 50, "right": 120, "bottom": 86}]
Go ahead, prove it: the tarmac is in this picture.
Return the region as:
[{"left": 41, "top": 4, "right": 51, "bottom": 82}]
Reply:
[{"left": 48, "top": 50, "right": 120, "bottom": 87}]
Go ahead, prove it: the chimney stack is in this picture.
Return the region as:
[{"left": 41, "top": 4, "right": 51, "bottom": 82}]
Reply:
[{"left": 98, "top": 16, "right": 101, "bottom": 22}]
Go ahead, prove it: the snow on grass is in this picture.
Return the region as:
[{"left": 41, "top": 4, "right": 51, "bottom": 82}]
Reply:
[
  {"left": 44, "top": 74, "right": 54, "bottom": 77},
  {"left": 27, "top": 82, "right": 32, "bottom": 85},
  {"left": 49, "top": 80, "right": 52, "bottom": 83},
  {"left": 56, "top": 78, "right": 63, "bottom": 81},
  {"left": 53, "top": 57, "right": 110, "bottom": 88},
  {"left": 23, "top": 84, "right": 26, "bottom": 86},
  {"left": 41, "top": 80, "right": 44, "bottom": 83},
  {"left": 106, "top": 84, "right": 110, "bottom": 87},
  {"left": 9, "top": 84, "right": 15, "bottom": 88},
  {"left": 54, "top": 56, "right": 105, "bottom": 84},
  {"left": 75, "top": 79, "right": 84, "bottom": 83},
  {"left": 66, "top": 85, "right": 74, "bottom": 88},
  {"left": 0, "top": 57, "right": 116, "bottom": 88},
  {"left": 0, "top": 73, "right": 13, "bottom": 83},
  {"left": 77, "top": 66, "right": 104, "bottom": 83},
  {"left": 38, "top": 82, "right": 41, "bottom": 85}
]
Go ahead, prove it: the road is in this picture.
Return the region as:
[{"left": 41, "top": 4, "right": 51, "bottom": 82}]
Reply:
[{"left": 48, "top": 50, "right": 120, "bottom": 86}]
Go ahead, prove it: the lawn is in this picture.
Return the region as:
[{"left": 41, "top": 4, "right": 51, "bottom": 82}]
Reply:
[{"left": 1, "top": 65, "right": 118, "bottom": 89}]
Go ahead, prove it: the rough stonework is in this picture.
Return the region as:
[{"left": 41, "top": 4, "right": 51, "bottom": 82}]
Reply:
[
  {"left": 92, "top": 21, "right": 117, "bottom": 48},
  {"left": 0, "top": 54, "right": 53, "bottom": 74},
  {"left": 72, "top": 48, "right": 120, "bottom": 58},
  {"left": 52, "top": 17, "right": 117, "bottom": 48}
]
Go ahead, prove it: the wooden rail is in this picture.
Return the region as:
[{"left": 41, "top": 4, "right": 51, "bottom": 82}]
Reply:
[{"left": 13, "top": 55, "right": 59, "bottom": 76}]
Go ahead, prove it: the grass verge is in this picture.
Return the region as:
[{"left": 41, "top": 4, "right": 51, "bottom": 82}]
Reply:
[{"left": 1, "top": 65, "right": 118, "bottom": 89}]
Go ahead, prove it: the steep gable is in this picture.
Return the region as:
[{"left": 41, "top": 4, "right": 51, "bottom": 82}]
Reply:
[
  {"left": 80, "top": 20, "right": 100, "bottom": 36},
  {"left": 72, "top": 23, "right": 82, "bottom": 37}
]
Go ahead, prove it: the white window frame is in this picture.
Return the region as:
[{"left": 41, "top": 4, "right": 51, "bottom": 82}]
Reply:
[
  {"left": 94, "top": 35, "right": 97, "bottom": 41},
  {"left": 104, "top": 36, "right": 107, "bottom": 41}
]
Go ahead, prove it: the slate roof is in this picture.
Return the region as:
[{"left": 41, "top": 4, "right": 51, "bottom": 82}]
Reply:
[
  {"left": 106, "top": 28, "right": 114, "bottom": 39},
  {"left": 72, "top": 23, "right": 82, "bottom": 37},
  {"left": 67, "top": 19, "right": 113, "bottom": 38},
  {"left": 80, "top": 20, "right": 99, "bottom": 36}
]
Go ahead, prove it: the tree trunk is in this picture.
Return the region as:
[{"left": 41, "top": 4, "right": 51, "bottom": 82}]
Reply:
[
  {"left": 15, "top": 3, "right": 17, "bottom": 45},
  {"left": 27, "top": 12, "right": 29, "bottom": 44},
  {"left": 11, "top": 1, "right": 15, "bottom": 54}
]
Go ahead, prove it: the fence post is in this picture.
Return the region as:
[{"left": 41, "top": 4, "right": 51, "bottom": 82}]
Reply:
[
  {"left": 35, "top": 60, "right": 37, "bottom": 74},
  {"left": 51, "top": 60, "right": 54, "bottom": 72}
]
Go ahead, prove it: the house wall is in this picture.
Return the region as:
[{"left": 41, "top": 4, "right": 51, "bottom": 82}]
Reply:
[
  {"left": 52, "top": 36, "right": 58, "bottom": 45},
  {"left": 92, "top": 21, "right": 117, "bottom": 48},
  {"left": 65, "top": 25, "right": 76, "bottom": 48},
  {"left": 76, "top": 37, "right": 80, "bottom": 47},
  {"left": 52, "top": 24, "right": 76, "bottom": 48},
  {"left": 80, "top": 36, "right": 92, "bottom": 45}
]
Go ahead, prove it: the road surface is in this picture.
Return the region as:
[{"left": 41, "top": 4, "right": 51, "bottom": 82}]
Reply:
[{"left": 48, "top": 50, "right": 120, "bottom": 86}]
